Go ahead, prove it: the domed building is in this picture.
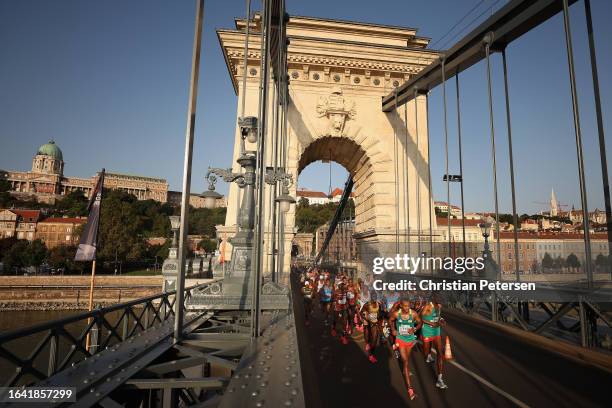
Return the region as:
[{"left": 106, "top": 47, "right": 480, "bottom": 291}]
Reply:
[
  {"left": 1, "top": 140, "right": 169, "bottom": 204},
  {"left": 32, "top": 140, "right": 64, "bottom": 176}
]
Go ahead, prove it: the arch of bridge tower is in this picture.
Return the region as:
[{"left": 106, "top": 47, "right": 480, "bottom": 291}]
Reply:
[{"left": 217, "top": 14, "right": 439, "bottom": 277}]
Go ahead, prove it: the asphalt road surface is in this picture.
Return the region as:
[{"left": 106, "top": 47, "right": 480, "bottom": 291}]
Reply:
[{"left": 291, "top": 280, "right": 611, "bottom": 407}]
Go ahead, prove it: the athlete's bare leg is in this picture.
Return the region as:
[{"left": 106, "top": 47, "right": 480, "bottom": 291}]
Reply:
[
  {"left": 399, "top": 344, "right": 416, "bottom": 399},
  {"left": 422, "top": 338, "right": 432, "bottom": 361},
  {"left": 432, "top": 336, "right": 445, "bottom": 376}
]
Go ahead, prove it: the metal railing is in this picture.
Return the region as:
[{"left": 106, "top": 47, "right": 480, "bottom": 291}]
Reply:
[
  {"left": 0, "top": 281, "right": 213, "bottom": 387},
  {"left": 389, "top": 272, "right": 612, "bottom": 349}
]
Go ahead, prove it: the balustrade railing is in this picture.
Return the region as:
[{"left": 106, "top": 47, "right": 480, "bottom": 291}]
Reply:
[{"left": 0, "top": 281, "right": 216, "bottom": 387}]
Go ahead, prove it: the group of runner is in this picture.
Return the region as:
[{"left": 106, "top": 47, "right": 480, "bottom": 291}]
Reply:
[{"left": 299, "top": 268, "right": 448, "bottom": 401}]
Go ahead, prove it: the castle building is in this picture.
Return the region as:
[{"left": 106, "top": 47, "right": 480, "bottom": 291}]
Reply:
[{"left": 1, "top": 140, "right": 169, "bottom": 203}]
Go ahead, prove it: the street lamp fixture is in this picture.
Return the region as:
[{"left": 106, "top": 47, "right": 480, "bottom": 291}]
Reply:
[
  {"left": 169, "top": 215, "right": 181, "bottom": 249},
  {"left": 266, "top": 167, "right": 295, "bottom": 214},
  {"left": 479, "top": 219, "right": 491, "bottom": 239},
  {"left": 169, "top": 215, "right": 181, "bottom": 230},
  {"left": 201, "top": 173, "right": 223, "bottom": 209},
  {"left": 239, "top": 116, "right": 258, "bottom": 144},
  {"left": 479, "top": 217, "right": 494, "bottom": 263}
]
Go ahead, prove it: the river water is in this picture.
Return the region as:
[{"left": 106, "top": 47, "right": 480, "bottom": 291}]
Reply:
[{"left": 0, "top": 310, "right": 127, "bottom": 386}]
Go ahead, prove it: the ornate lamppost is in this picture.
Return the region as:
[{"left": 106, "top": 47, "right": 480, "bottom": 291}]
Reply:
[
  {"left": 479, "top": 216, "right": 499, "bottom": 321},
  {"left": 188, "top": 117, "right": 294, "bottom": 310},
  {"left": 479, "top": 218, "right": 492, "bottom": 265},
  {"left": 162, "top": 215, "right": 181, "bottom": 292}
]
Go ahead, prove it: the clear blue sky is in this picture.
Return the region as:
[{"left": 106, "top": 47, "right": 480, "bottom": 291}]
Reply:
[{"left": 1, "top": 0, "right": 610, "bottom": 214}]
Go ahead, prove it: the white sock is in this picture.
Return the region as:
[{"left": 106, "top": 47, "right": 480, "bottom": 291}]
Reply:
[{"left": 438, "top": 374, "right": 443, "bottom": 381}]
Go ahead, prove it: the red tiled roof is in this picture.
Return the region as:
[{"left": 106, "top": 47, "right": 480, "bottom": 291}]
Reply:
[
  {"left": 330, "top": 188, "right": 355, "bottom": 198},
  {"left": 12, "top": 209, "right": 41, "bottom": 222},
  {"left": 297, "top": 190, "right": 327, "bottom": 198},
  {"left": 40, "top": 217, "right": 86, "bottom": 224}
]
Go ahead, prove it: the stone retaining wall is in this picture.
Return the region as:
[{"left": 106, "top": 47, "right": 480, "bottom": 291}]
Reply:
[{"left": 0, "top": 276, "right": 164, "bottom": 310}]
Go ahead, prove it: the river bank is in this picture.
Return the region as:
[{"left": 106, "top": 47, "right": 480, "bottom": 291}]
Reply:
[{"left": 0, "top": 275, "right": 163, "bottom": 311}]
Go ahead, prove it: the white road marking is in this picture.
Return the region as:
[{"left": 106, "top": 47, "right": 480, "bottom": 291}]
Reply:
[{"left": 449, "top": 360, "right": 531, "bottom": 408}]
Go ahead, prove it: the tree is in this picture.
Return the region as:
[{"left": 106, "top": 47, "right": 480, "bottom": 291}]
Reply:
[
  {"left": 48, "top": 245, "right": 83, "bottom": 274},
  {"left": 198, "top": 238, "right": 217, "bottom": 253},
  {"left": 566, "top": 253, "right": 580, "bottom": 271},
  {"left": 0, "top": 179, "right": 11, "bottom": 193},
  {"left": 498, "top": 214, "right": 515, "bottom": 225},
  {"left": 0, "top": 237, "right": 18, "bottom": 255},
  {"left": 553, "top": 256, "right": 566, "bottom": 270},
  {"left": 2, "top": 240, "right": 28, "bottom": 273},
  {"left": 96, "top": 190, "right": 147, "bottom": 264},
  {"left": 595, "top": 254, "right": 608, "bottom": 270},
  {"left": 435, "top": 208, "right": 449, "bottom": 218},
  {"left": 23, "top": 239, "right": 47, "bottom": 267},
  {"left": 297, "top": 197, "right": 310, "bottom": 208},
  {"left": 53, "top": 191, "right": 88, "bottom": 216},
  {"left": 189, "top": 207, "right": 226, "bottom": 237},
  {"left": 541, "top": 252, "right": 553, "bottom": 270}
]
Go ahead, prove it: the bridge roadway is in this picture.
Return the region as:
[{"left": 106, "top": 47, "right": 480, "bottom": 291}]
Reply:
[{"left": 291, "top": 279, "right": 611, "bottom": 408}]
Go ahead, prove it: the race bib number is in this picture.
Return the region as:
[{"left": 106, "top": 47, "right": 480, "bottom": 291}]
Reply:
[
  {"left": 347, "top": 292, "right": 355, "bottom": 299},
  {"left": 399, "top": 325, "right": 411, "bottom": 336},
  {"left": 368, "top": 313, "right": 378, "bottom": 322},
  {"left": 338, "top": 297, "right": 347, "bottom": 305}
]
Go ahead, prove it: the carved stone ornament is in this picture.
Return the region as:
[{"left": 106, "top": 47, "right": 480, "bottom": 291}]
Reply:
[{"left": 316, "top": 87, "right": 356, "bottom": 137}]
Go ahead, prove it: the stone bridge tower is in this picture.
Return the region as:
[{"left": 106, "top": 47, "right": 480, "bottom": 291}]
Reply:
[{"left": 217, "top": 14, "right": 439, "bottom": 277}]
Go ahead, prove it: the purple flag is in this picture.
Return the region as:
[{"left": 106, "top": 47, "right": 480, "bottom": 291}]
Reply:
[{"left": 75, "top": 169, "right": 105, "bottom": 261}]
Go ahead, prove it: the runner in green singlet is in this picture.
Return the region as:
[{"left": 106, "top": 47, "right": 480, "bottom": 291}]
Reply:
[
  {"left": 389, "top": 299, "right": 421, "bottom": 400},
  {"left": 421, "top": 293, "right": 447, "bottom": 389}
]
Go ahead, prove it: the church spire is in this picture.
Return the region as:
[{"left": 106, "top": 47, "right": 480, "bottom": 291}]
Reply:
[{"left": 550, "top": 188, "right": 559, "bottom": 217}]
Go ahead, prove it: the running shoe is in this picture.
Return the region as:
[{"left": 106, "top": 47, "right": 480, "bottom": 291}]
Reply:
[
  {"left": 331, "top": 328, "right": 337, "bottom": 337},
  {"left": 408, "top": 387, "right": 416, "bottom": 400},
  {"left": 426, "top": 353, "right": 435, "bottom": 363},
  {"left": 436, "top": 378, "right": 448, "bottom": 389},
  {"left": 340, "top": 336, "right": 349, "bottom": 345},
  {"left": 368, "top": 354, "right": 377, "bottom": 363}
]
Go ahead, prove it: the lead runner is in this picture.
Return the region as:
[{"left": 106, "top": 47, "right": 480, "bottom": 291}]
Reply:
[
  {"left": 420, "top": 293, "right": 448, "bottom": 389},
  {"left": 389, "top": 299, "right": 421, "bottom": 400}
]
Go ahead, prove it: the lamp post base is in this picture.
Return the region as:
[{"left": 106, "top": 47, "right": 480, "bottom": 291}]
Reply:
[{"left": 187, "top": 229, "right": 290, "bottom": 310}]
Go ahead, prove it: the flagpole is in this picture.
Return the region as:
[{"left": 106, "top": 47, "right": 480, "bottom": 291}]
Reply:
[
  {"left": 79, "top": 168, "right": 104, "bottom": 352},
  {"left": 85, "top": 259, "right": 96, "bottom": 351}
]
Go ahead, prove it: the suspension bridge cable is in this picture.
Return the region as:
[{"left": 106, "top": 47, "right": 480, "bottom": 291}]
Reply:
[
  {"left": 403, "top": 100, "right": 409, "bottom": 256},
  {"left": 439, "top": 0, "right": 502, "bottom": 50},
  {"left": 426, "top": 93, "right": 434, "bottom": 268},
  {"left": 415, "top": 87, "right": 422, "bottom": 257},
  {"left": 277, "top": 0, "right": 289, "bottom": 280},
  {"left": 429, "top": 0, "right": 486, "bottom": 49},
  {"left": 441, "top": 57, "right": 452, "bottom": 261},
  {"left": 501, "top": 49, "right": 521, "bottom": 282},
  {"left": 394, "top": 89, "right": 400, "bottom": 254},
  {"left": 484, "top": 35, "right": 502, "bottom": 279},
  {"left": 455, "top": 72, "right": 467, "bottom": 258}
]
